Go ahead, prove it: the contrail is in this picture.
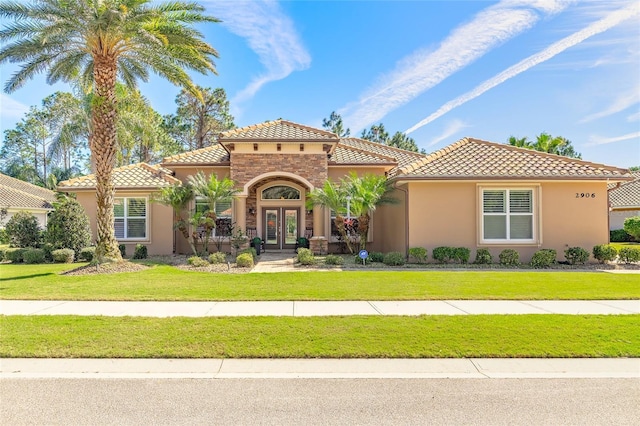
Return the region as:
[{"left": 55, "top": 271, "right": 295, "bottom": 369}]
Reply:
[{"left": 405, "top": 3, "right": 640, "bottom": 135}]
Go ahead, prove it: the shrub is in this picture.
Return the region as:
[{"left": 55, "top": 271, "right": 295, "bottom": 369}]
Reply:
[
  {"left": 618, "top": 247, "right": 640, "bottom": 263},
  {"left": 623, "top": 216, "right": 640, "bottom": 240},
  {"left": 4, "top": 247, "right": 26, "bottom": 263},
  {"left": 369, "top": 252, "right": 384, "bottom": 262},
  {"left": 453, "top": 247, "right": 470, "bottom": 264},
  {"left": 238, "top": 247, "right": 257, "bottom": 260},
  {"left": 118, "top": 244, "right": 126, "bottom": 257},
  {"left": 324, "top": 254, "right": 344, "bottom": 265},
  {"left": 592, "top": 244, "right": 618, "bottom": 263},
  {"left": 474, "top": 248, "right": 493, "bottom": 265},
  {"left": 23, "top": 248, "right": 45, "bottom": 264},
  {"left": 296, "top": 248, "right": 315, "bottom": 265},
  {"left": 433, "top": 246, "right": 455, "bottom": 263},
  {"left": 530, "top": 249, "right": 556, "bottom": 268},
  {"left": 408, "top": 247, "right": 427, "bottom": 263},
  {"left": 52, "top": 248, "right": 75, "bottom": 263},
  {"left": 499, "top": 249, "right": 519, "bottom": 266},
  {"left": 0, "top": 228, "right": 8, "bottom": 244},
  {"left": 208, "top": 252, "right": 227, "bottom": 264},
  {"left": 236, "top": 252, "right": 254, "bottom": 268},
  {"left": 0, "top": 247, "right": 5, "bottom": 261},
  {"left": 45, "top": 197, "right": 92, "bottom": 257},
  {"left": 564, "top": 247, "right": 589, "bottom": 265},
  {"left": 353, "top": 254, "right": 371, "bottom": 265},
  {"left": 383, "top": 251, "right": 406, "bottom": 266},
  {"left": 610, "top": 229, "right": 631, "bottom": 242},
  {"left": 41, "top": 243, "right": 55, "bottom": 262},
  {"left": 5, "top": 211, "right": 42, "bottom": 248},
  {"left": 187, "top": 256, "right": 209, "bottom": 267},
  {"left": 80, "top": 247, "right": 96, "bottom": 262},
  {"left": 132, "top": 244, "right": 148, "bottom": 259}
]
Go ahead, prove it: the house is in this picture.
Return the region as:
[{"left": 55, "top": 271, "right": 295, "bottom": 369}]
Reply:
[
  {"left": 609, "top": 171, "right": 640, "bottom": 230},
  {"left": 58, "top": 120, "right": 632, "bottom": 261},
  {"left": 0, "top": 172, "right": 57, "bottom": 229}
]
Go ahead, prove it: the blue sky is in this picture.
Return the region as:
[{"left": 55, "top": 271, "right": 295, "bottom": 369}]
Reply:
[{"left": 1, "top": 0, "right": 639, "bottom": 167}]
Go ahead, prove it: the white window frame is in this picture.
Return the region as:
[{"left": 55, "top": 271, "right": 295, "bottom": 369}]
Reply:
[
  {"left": 114, "top": 197, "right": 148, "bottom": 240},
  {"left": 194, "top": 197, "right": 233, "bottom": 238},
  {"left": 480, "top": 187, "right": 536, "bottom": 244}
]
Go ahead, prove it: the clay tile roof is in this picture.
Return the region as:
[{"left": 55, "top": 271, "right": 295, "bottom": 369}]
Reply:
[
  {"left": 331, "top": 144, "right": 397, "bottom": 165},
  {"left": 338, "top": 138, "right": 426, "bottom": 174},
  {"left": 58, "top": 163, "right": 180, "bottom": 190},
  {"left": 609, "top": 171, "right": 640, "bottom": 208},
  {"left": 219, "top": 119, "right": 339, "bottom": 141},
  {"left": 0, "top": 173, "right": 56, "bottom": 210},
  {"left": 396, "top": 138, "right": 631, "bottom": 180},
  {"left": 162, "top": 143, "right": 229, "bottom": 165}
]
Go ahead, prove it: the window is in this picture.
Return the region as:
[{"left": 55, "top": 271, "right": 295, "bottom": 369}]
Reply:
[
  {"left": 114, "top": 197, "right": 147, "bottom": 240},
  {"left": 261, "top": 185, "right": 300, "bottom": 200},
  {"left": 482, "top": 189, "right": 533, "bottom": 242},
  {"left": 194, "top": 198, "right": 233, "bottom": 237}
]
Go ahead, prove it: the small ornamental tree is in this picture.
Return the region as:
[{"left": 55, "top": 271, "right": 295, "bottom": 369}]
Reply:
[
  {"left": 5, "top": 211, "right": 41, "bottom": 248},
  {"left": 623, "top": 216, "right": 640, "bottom": 241},
  {"left": 45, "top": 197, "right": 92, "bottom": 256}
]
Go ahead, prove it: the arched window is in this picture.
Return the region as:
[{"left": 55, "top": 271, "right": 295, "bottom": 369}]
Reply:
[{"left": 261, "top": 185, "right": 300, "bottom": 200}]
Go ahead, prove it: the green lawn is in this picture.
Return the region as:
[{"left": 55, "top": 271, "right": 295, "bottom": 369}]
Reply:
[
  {"left": 1, "top": 262, "right": 638, "bottom": 300},
  {"left": 610, "top": 242, "right": 640, "bottom": 251},
  {"left": 1, "top": 314, "right": 637, "bottom": 358}
]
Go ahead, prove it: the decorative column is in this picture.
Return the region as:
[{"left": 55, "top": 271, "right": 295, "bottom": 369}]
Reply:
[
  {"left": 234, "top": 195, "right": 247, "bottom": 233},
  {"left": 310, "top": 205, "right": 328, "bottom": 255}
]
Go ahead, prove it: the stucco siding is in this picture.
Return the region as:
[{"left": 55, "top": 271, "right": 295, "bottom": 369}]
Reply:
[
  {"left": 610, "top": 209, "right": 640, "bottom": 230},
  {"left": 371, "top": 187, "right": 406, "bottom": 253}
]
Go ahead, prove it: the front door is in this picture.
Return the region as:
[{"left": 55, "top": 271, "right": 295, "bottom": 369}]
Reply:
[{"left": 264, "top": 208, "right": 299, "bottom": 250}]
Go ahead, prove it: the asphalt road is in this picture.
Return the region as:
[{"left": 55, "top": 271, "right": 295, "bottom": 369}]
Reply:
[{"left": 2, "top": 378, "right": 638, "bottom": 425}]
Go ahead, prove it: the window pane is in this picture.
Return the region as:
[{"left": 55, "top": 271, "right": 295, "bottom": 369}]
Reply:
[
  {"left": 510, "top": 215, "right": 533, "bottom": 239},
  {"left": 114, "top": 218, "right": 125, "bottom": 239},
  {"left": 510, "top": 190, "right": 532, "bottom": 213},
  {"left": 262, "top": 185, "right": 300, "bottom": 200},
  {"left": 215, "top": 218, "right": 232, "bottom": 237},
  {"left": 128, "top": 198, "right": 146, "bottom": 217},
  {"left": 483, "top": 191, "right": 505, "bottom": 213},
  {"left": 215, "top": 200, "right": 232, "bottom": 218},
  {"left": 113, "top": 198, "right": 124, "bottom": 217},
  {"left": 127, "top": 218, "right": 146, "bottom": 238},
  {"left": 484, "top": 215, "right": 506, "bottom": 239}
]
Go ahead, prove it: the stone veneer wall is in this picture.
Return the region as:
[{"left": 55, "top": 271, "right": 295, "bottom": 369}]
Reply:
[{"left": 231, "top": 153, "right": 328, "bottom": 230}]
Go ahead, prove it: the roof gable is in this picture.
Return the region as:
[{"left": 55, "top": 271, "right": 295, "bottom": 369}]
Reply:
[
  {"left": 0, "top": 173, "right": 56, "bottom": 210},
  {"left": 219, "top": 120, "right": 339, "bottom": 142},
  {"left": 58, "top": 163, "right": 180, "bottom": 190},
  {"left": 609, "top": 171, "right": 640, "bottom": 208},
  {"left": 397, "top": 138, "right": 630, "bottom": 180},
  {"left": 162, "top": 144, "right": 230, "bottom": 165}
]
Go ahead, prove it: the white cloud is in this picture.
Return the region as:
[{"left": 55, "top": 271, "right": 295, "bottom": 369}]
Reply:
[
  {"left": 627, "top": 111, "right": 640, "bottom": 122},
  {"left": 340, "top": 0, "right": 575, "bottom": 131},
  {"left": 427, "top": 119, "right": 470, "bottom": 147},
  {"left": 581, "top": 89, "right": 640, "bottom": 123},
  {"left": 203, "top": 1, "right": 311, "bottom": 104},
  {"left": 0, "top": 94, "right": 29, "bottom": 120},
  {"left": 586, "top": 131, "right": 640, "bottom": 146},
  {"left": 405, "top": 2, "right": 640, "bottom": 134}
]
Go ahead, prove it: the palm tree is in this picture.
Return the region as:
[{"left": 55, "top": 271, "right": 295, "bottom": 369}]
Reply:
[
  {"left": 188, "top": 171, "right": 238, "bottom": 254},
  {"left": 153, "top": 183, "right": 197, "bottom": 256},
  {"left": 306, "top": 179, "right": 354, "bottom": 253},
  {"left": 0, "top": 0, "right": 219, "bottom": 262},
  {"left": 507, "top": 136, "right": 532, "bottom": 148},
  {"left": 346, "top": 173, "right": 396, "bottom": 251}
]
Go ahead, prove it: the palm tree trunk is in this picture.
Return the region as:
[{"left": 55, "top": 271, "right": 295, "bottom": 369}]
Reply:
[
  {"left": 358, "top": 213, "right": 370, "bottom": 251},
  {"left": 335, "top": 215, "right": 354, "bottom": 254},
  {"left": 92, "top": 54, "right": 122, "bottom": 262}
]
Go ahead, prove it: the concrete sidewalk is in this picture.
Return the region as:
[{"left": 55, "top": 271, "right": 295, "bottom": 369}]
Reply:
[
  {"left": 1, "top": 299, "right": 639, "bottom": 317},
  {"left": 1, "top": 358, "right": 638, "bottom": 379}
]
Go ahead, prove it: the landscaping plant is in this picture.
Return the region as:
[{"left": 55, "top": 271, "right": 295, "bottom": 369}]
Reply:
[
  {"left": 499, "top": 249, "right": 519, "bottom": 266},
  {"left": 369, "top": 252, "right": 384, "bottom": 262},
  {"left": 610, "top": 229, "right": 631, "bottom": 242},
  {"left": 132, "top": 244, "right": 148, "bottom": 260},
  {"left": 235, "top": 252, "right": 254, "bottom": 268},
  {"left": 52, "top": 248, "right": 75, "bottom": 263},
  {"left": 474, "top": 248, "right": 493, "bottom": 265},
  {"left": 453, "top": 247, "right": 470, "bottom": 264},
  {"left": 433, "top": 247, "right": 455, "bottom": 263},
  {"left": 3, "top": 248, "right": 26, "bottom": 263},
  {"left": 564, "top": 247, "right": 589, "bottom": 265},
  {"left": 4, "top": 211, "right": 41, "bottom": 248},
  {"left": 408, "top": 247, "right": 427, "bottom": 263},
  {"left": 45, "top": 197, "right": 92, "bottom": 257},
  {"left": 623, "top": 216, "right": 640, "bottom": 241},
  {"left": 22, "top": 248, "right": 45, "bottom": 264},
  {"left": 208, "top": 252, "right": 227, "bottom": 264},
  {"left": 324, "top": 254, "right": 344, "bottom": 265},
  {"left": 383, "top": 251, "right": 406, "bottom": 266},
  {"left": 80, "top": 247, "right": 96, "bottom": 262},
  {"left": 592, "top": 245, "right": 618, "bottom": 263},
  {"left": 618, "top": 247, "right": 640, "bottom": 264},
  {"left": 296, "top": 248, "right": 315, "bottom": 265},
  {"left": 530, "top": 249, "right": 556, "bottom": 268},
  {"left": 187, "top": 256, "right": 209, "bottom": 267}
]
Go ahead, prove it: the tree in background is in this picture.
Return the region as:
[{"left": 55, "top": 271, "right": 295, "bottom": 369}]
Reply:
[
  {"left": 507, "top": 133, "right": 582, "bottom": 159},
  {"left": 322, "top": 111, "right": 350, "bottom": 137},
  {"left": 0, "top": 0, "right": 220, "bottom": 262},
  {"left": 164, "top": 87, "right": 234, "bottom": 151},
  {"left": 361, "top": 123, "right": 424, "bottom": 153}
]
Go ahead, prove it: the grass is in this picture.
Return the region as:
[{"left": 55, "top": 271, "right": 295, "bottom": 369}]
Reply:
[
  {"left": 610, "top": 242, "right": 640, "bottom": 251},
  {"left": 1, "top": 314, "right": 637, "bottom": 358},
  {"left": 0, "top": 262, "right": 639, "bottom": 300}
]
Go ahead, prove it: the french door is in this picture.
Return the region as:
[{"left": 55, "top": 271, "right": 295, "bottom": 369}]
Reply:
[{"left": 264, "top": 208, "right": 299, "bottom": 249}]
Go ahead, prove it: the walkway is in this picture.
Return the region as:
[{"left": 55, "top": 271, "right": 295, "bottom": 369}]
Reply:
[
  {"left": 250, "top": 250, "right": 297, "bottom": 273},
  {"left": 1, "top": 299, "right": 638, "bottom": 317}
]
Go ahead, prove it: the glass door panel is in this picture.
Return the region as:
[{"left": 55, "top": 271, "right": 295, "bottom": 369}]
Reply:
[
  {"left": 265, "top": 209, "right": 278, "bottom": 245},
  {"left": 284, "top": 209, "right": 298, "bottom": 246}
]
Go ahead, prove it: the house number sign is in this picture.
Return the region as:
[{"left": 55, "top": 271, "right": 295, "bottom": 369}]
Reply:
[{"left": 575, "top": 193, "right": 596, "bottom": 198}]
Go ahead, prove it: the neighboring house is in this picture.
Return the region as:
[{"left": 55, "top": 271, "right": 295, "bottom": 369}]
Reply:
[
  {"left": 0, "top": 173, "right": 57, "bottom": 229},
  {"left": 608, "top": 171, "right": 640, "bottom": 230},
  {"left": 58, "top": 120, "right": 632, "bottom": 261}
]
